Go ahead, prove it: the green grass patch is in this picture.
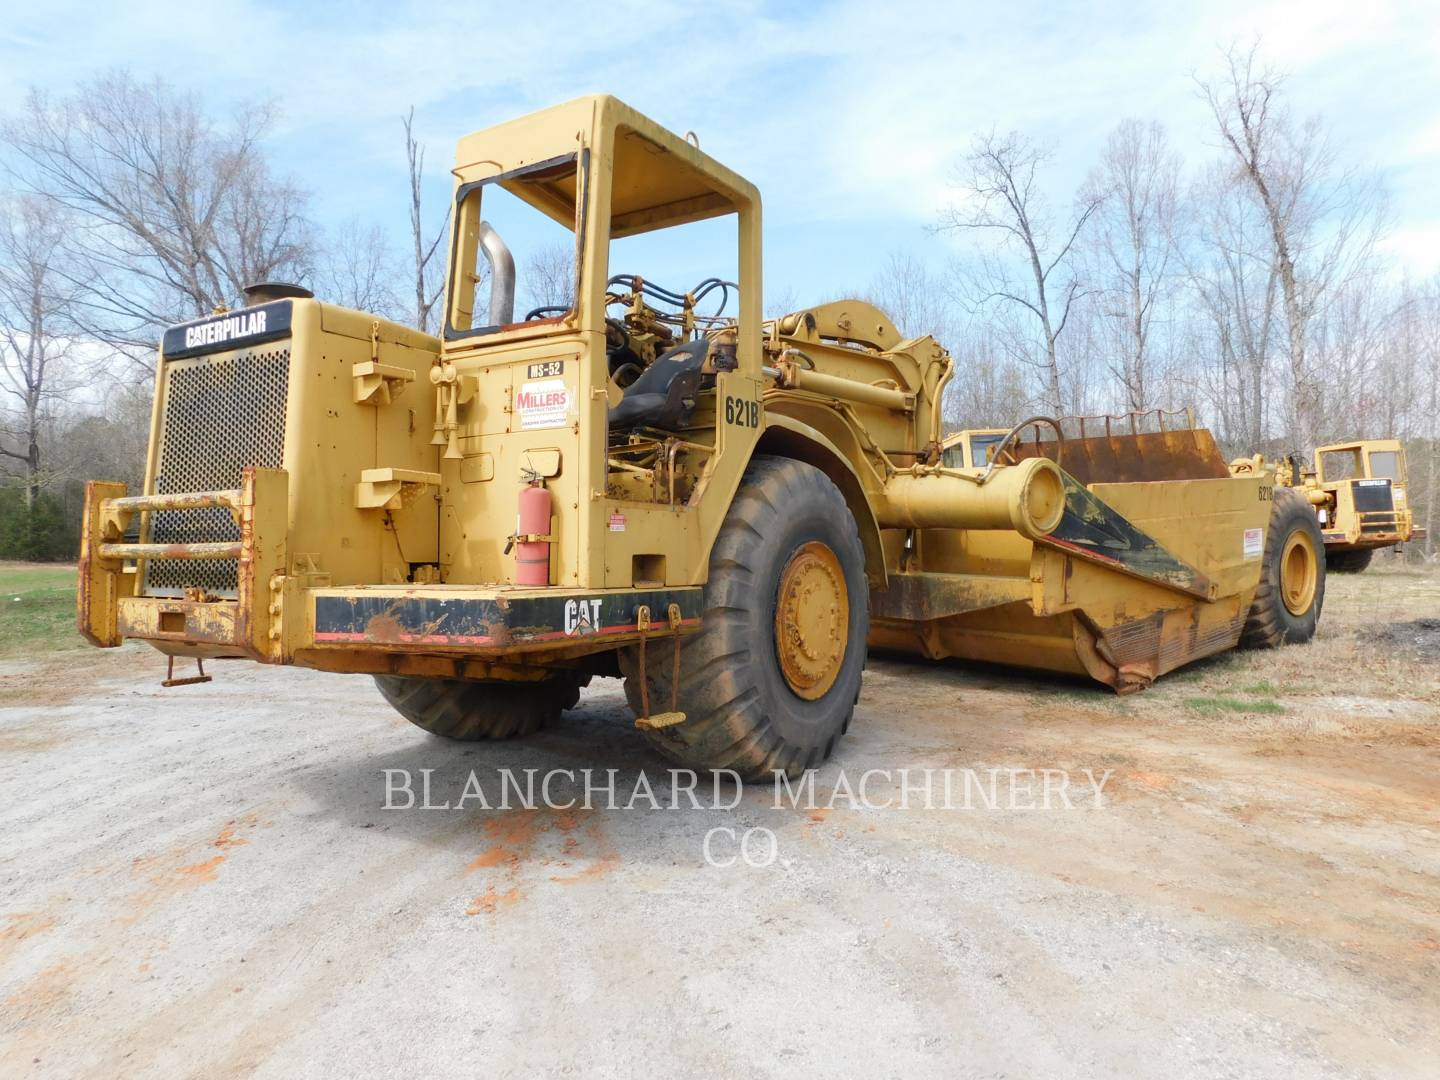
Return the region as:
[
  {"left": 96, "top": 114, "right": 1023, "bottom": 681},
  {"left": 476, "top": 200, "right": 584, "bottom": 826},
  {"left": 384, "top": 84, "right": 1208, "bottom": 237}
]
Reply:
[
  {"left": 0, "top": 562, "right": 84, "bottom": 657},
  {"left": 1183, "top": 694, "right": 1286, "bottom": 718}
]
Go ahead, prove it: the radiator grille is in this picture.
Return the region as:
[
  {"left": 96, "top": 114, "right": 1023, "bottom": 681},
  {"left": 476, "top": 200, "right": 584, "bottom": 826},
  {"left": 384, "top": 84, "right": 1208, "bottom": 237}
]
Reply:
[
  {"left": 1352, "top": 480, "right": 1394, "bottom": 513},
  {"left": 144, "top": 346, "right": 290, "bottom": 596}
]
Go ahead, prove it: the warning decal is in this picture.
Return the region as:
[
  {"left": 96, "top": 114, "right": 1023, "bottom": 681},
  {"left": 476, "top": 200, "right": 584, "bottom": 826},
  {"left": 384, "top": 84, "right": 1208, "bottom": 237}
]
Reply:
[
  {"left": 516, "top": 378, "right": 570, "bottom": 430},
  {"left": 1243, "top": 527, "right": 1264, "bottom": 559}
]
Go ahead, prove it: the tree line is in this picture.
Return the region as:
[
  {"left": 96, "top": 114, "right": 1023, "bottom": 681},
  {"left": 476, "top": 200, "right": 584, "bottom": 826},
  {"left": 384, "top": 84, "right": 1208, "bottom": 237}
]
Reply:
[
  {"left": 861, "top": 45, "right": 1435, "bottom": 558},
  {"left": 0, "top": 48, "right": 1435, "bottom": 561},
  {"left": 0, "top": 74, "right": 453, "bottom": 557}
]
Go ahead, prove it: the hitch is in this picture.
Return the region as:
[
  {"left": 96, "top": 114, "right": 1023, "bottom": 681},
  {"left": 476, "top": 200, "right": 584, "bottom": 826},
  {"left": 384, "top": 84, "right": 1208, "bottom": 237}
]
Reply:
[{"left": 162, "top": 655, "right": 212, "bottom": 688}]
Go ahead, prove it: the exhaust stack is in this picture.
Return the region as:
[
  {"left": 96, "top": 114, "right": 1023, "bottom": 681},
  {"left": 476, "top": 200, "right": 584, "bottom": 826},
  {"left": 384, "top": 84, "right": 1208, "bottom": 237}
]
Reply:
[{"left": 478, "top": 222, "right": 516, "bottom": 326}]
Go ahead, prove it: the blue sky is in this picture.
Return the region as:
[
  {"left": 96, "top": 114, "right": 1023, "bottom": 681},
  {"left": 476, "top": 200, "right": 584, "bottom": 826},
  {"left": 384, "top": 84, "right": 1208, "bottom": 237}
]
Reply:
[{"left": 3, "top": 0, "right": 1438, "bottom": 309}]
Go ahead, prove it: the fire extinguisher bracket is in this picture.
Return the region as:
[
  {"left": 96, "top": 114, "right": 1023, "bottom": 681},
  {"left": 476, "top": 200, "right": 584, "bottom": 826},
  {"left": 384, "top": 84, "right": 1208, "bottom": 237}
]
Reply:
[{"left": 503, "top": 532, "right": 555, "bottom": 553}]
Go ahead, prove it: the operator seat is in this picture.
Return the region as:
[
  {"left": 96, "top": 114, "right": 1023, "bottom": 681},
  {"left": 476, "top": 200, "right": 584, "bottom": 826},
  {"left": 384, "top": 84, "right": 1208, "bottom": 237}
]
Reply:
[{"left": 608, "top": 338, "right": 710, "bottom": 431}]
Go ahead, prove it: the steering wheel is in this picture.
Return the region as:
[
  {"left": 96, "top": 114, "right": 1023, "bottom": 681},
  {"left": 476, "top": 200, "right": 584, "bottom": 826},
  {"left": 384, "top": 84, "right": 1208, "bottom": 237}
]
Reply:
[{"left": 982, "top": 416, "right": 1066, "bottom": 480}]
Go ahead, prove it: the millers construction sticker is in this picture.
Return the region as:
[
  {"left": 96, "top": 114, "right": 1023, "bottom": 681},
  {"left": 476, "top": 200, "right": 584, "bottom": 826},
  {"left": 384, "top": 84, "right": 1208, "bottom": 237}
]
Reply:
[
  {"left": 516, "top": 378, "right": 570, "bottom": 430},
  {"left": 1243, "top": 527, "right": 1264, "bottom": 559}
]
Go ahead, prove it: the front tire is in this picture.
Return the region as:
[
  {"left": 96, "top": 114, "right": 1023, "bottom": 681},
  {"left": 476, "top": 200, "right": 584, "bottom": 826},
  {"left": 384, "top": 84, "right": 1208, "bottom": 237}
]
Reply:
[
  {"left": 374, "top": 675, "right": 580, "bottom": 740},
  {"left": 1241, "top": 487, "right": 1326, "bottom": 648},
  {"left": 619, "top": 456, "right": 869, "bottom": 779}
]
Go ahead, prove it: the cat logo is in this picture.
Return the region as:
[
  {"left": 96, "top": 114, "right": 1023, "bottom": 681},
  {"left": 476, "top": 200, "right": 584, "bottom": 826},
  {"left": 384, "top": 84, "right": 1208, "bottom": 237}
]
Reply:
[{"left": 563, "top": 598, "right": 603, "bottom": 636}]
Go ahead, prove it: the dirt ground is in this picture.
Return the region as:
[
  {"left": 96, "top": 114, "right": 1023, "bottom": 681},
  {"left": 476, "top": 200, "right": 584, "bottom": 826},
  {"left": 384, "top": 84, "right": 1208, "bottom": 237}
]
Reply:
[{"left": 1, "top": 565, "right": 1437, "bottom": 1078}]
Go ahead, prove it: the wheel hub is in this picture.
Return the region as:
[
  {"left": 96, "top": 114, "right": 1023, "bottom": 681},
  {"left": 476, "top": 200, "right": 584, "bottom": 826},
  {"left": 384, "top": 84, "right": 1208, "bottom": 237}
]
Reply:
[
  {"left": 1280, "top": 529, "right": 1318, "bottom": 616},
  {"left": 774, "top": 541, "right": 849, "bottom": 700}
]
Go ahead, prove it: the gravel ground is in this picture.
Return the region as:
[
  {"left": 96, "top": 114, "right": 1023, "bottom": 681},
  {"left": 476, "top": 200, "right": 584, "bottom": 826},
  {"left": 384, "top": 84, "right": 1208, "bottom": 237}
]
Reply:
[{"left": 1, "top": 622, "right": 1438, "bottom": 1078}]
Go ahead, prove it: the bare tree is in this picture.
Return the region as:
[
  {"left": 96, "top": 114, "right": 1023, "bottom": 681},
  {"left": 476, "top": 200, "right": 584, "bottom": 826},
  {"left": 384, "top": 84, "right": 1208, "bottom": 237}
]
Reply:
[
  {"left": 520, "top": 240, "right": 575, "bottom": 315},
  {"left": 938, "top": 130, "right": 1102, "bottom": 412},
  {"left": 2, "top": 72, "right": 312, "bottom": 368},
  {"left": 1186, "top": 161, "right": 1279, "bottom": 449},
  {"left": 1408, "top": 280, "right": 1440, "bottom": 560},
  {"left": 945, "top": 321, "right": 1029, "bottom": 430},
  {"left": 863, "top": 251, "right": 952, "bottom": 341},
  {"left": 404, "top": 108, "right": 449, "bottom": 333},
  {"left": 1311, "top": 279, "right": 1392, "bottom": 441},
  {"left": 0, "top": 195, "right": 81, "bottom": 507},
  {"left": 1199, "top": 43, "right": 1385, "bottom": 452},
  {"left": 764, "top": 286, "right": 800, "bottom": 321},
  {"left": 1080, "top": 119, "right": 1182, "bottom": 411},
  {"left": 319, "top": 217, "right": 402, "bottom": 320}
]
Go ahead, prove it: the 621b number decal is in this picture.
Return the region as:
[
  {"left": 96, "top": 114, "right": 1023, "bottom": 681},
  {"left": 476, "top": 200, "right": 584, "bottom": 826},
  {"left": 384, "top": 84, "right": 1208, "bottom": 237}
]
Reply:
[{"left": 724, "top": 396, "right": 759, "bottom": 427}]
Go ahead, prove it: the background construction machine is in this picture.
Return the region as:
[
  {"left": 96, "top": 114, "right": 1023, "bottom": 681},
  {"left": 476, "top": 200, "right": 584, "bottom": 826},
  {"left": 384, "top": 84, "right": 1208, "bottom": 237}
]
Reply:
[
  {"left": 941, "top": 428, "right": 1008, "bottom": 470},
  {"left": 77, "top": 95, "right": 1325, "bottom": 779},
  {"left": 1232, "top": 439, "right": 1425, "bottom": 573}
]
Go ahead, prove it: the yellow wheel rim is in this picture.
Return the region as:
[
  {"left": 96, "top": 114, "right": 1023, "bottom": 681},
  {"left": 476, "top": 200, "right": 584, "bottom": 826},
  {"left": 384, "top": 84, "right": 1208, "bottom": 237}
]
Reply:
[
  {"left": 774, "top": 541, "right": 849, "bottom": 700},
  {"left": 1280, "top": 529, "right": 1318, "bottom": 616}
]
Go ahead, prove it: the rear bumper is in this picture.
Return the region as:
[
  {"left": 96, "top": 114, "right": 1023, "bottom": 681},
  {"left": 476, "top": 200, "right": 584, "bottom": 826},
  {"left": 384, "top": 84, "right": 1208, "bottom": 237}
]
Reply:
[
  {"left": 78, "top": 470, "right": 702, "bottom": 667},
  {"left": 1322, "top": 531, "right": 1409, "bottom": 549},
  {"left": 309, "top": 586, "right": 702, "bottom": 653}
]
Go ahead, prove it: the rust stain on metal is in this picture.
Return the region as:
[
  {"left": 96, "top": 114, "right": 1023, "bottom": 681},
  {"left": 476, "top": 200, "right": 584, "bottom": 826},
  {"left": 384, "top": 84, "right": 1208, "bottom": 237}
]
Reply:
[
  {"left": 1008, "top": 429, "right": 1229, "bottom": 485},
  {"left": 364, "top": 613, "right": 406, "bottom": 643},
  {"left": 105, "top": 489, "right": 241, "bottom": 514}
]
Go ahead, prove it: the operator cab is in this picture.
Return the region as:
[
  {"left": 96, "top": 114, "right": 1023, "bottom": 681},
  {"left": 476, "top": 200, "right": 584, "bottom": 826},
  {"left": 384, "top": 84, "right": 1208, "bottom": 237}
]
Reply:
[
  {"left": 941, "top": 429, "right": 1008, "bottom": 470},
  {"left": 443, "top": 102, "right": 755, "bottom": 443}
]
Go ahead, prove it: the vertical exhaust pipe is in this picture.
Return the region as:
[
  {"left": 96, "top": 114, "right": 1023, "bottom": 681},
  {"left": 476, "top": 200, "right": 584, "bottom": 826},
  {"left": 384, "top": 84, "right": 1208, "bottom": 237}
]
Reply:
[{"left": 477, "top": 221, "right": 515, "bottom": 326}]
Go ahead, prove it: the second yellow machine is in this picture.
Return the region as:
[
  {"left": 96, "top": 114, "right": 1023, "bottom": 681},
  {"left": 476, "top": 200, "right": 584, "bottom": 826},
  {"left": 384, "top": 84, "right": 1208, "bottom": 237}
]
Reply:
[{"left": 78, "top": 96, "right": 1325, "bottom": 778}]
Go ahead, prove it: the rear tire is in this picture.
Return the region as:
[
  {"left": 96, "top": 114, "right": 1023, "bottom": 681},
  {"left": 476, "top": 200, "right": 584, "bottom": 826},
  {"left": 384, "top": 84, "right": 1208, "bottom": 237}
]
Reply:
[
  {"left": 1241, "top": 487, "right": 1326, "bottom": 649},
  {"left": 619, "top": 456, "right": 869, "bottom": 780},
  {"left": 374, "top": 675, "right": 579, "bottom": 740},
  {"left": 1325, "top": 548, "right": 1373, "bottom": 574}
]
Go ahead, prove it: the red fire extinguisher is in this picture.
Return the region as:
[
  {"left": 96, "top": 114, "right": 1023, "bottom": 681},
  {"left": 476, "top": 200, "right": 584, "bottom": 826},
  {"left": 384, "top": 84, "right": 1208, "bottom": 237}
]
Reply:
[{"left": 514, "top": 480, "right": 552, "bottom": 586}]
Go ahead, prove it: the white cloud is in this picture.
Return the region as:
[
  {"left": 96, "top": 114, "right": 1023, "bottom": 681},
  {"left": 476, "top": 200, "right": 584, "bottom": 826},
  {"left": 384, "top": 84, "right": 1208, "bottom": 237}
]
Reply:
[{"left": 3, "top": 0, "right": 1439, "bottom": 301}]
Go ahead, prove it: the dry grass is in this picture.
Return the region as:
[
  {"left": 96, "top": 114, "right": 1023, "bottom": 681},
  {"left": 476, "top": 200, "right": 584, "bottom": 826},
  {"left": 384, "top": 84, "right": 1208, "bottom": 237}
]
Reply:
[{"left": 1133, "top": 560, "right": 1440, "bottom": 745}]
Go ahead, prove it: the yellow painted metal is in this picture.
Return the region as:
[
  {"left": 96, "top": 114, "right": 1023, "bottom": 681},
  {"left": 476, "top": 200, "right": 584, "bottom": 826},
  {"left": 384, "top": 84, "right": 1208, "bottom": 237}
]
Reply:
[
  {"left": 774, "top": 541, "right": 849, "bottom": 700},
  {"left": 774, "top": 363, "right": 915, "bottom": 413},
  {"left": 76, "top": 480, "right": 132, "bottom": 647},
  {"left": 874, "top": 459, "right": 1066, "bottom": 538},
  {"left": 1280, "top": 528, "right": 1318, "bottom": 615},
  {"left": 355, "top": 468, "right": 442, "bottom": 511},
  {"left": 352, "top": 361, "right": 415, "bottom": 406}
]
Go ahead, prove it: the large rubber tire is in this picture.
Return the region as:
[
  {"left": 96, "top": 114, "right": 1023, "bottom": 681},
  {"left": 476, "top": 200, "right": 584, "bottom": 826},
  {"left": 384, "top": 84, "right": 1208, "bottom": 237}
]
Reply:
[
  {"left": 374, "top": 675, "right": 580, "bottom": 740},
  {"left": 1325, "top": 548, "right": 1374, "bottom": 574},
  {"left": 1241, "top": 487, "right": 1326, "bottom": 649},
  {"left": 619, "top": 456, "right": 869, "bottom": 780}
]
